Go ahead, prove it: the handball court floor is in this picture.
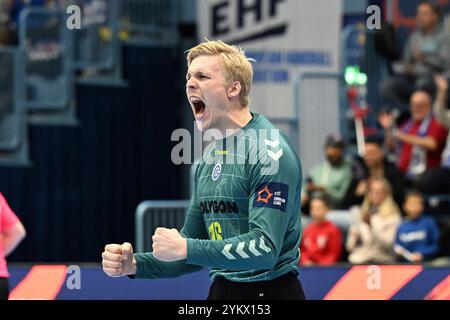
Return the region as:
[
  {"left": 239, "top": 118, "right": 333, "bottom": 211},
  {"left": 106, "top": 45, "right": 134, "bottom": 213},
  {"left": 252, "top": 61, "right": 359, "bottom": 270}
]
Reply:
[{"left": 7, "top": 264, "right": 450, "bottom": 300}]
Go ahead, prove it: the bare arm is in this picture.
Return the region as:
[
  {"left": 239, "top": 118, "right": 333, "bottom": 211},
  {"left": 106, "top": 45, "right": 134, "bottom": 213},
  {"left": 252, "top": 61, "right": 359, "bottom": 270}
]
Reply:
[
  {"left": 379, "top": 112, "right": 397, "bottom": 152},
  {"left": 393, "top": 131, "right": 439, "bottom": 151},
  {"left": 2, "top": 221, "right": 26, "bottom": 257},
  {"left": 433, "top": 75, "right": 450, "bottom": 128}
]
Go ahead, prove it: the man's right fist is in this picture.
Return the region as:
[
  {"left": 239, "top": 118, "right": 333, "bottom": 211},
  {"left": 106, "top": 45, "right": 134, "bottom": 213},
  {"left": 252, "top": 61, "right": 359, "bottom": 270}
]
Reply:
[{"left": 102, "top": 242, "right": 137, "bottom": 277}]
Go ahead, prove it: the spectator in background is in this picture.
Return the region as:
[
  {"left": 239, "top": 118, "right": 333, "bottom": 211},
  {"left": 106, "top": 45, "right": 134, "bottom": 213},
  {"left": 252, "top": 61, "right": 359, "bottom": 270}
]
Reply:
[
  {"left": 379, "top": 89, "right": 448, "bottom": 187},
  {"left": 380, "top": 2, "right": 450, "bottom": 114},
  {"left": 0, "top": 192, "right": 26, "bottom": 300},
  {"left": 350, "top": 136, "right": 406, "bottom": 207},
  {"left": 0, "top": 0, "right": 14, "bottom": 45},
  {"left": 301, "top": 134, "right": 352, "bottom": 212},
  {"left": 417, "top": 75, "right": 450, "bottom": 194},
  {"left": 1, "top": 0, "right": 50, "bottom": 46},
  {"left": 394, "top": 190, "right": 440, "bottom": 263},
  {"left": 300, "top": 192, "right": 342, "bottom": 266},
  {"left": 346, "top": 178, "right": 401, "bottom": 264}
]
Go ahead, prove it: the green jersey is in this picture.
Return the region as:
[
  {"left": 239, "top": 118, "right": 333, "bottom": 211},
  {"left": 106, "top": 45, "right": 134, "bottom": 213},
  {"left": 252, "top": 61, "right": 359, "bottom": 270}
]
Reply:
[{"left": 134, "top": 113, "right": 303, "bottom": 282}]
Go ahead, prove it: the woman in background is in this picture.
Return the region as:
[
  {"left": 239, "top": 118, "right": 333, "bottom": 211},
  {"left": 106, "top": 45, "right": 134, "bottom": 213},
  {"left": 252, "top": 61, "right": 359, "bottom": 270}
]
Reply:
[
  {"left": 346, "top": 178, "right": 401, "bottom": 264},
  {"left": 0, "top": 192, "right": 26, "bottom": 300}
]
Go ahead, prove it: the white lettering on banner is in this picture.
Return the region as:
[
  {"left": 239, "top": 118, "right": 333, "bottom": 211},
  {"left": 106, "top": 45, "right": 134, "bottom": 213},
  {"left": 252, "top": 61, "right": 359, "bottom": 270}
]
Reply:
[
  {"left": 197, "top": 0, "right": 342, "bottom": 151},
  {"left": 210, "top": 0, "right": 287, "bottom": 39}
]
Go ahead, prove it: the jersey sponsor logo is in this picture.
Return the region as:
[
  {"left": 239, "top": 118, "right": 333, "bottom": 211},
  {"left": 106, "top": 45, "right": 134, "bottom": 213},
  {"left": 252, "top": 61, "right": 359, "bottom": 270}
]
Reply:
[
  {"left": 215, "top": 150, "right": 228, "bottom": 155},
  {"left": 211, "top": 162, "right": 222, "bottom": 181},
  {"left": 200, "top": 200, "right": 239, "bottom": 214},
  {"left": 253, "top": 182, "right": 288, "bottom": 212},
  {"left": 257, "top": 186, "right": 273, "bottom": 204}
]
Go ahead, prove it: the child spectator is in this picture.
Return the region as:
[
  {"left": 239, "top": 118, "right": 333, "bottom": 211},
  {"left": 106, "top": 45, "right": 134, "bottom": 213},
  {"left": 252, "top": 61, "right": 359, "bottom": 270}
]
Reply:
[
  {"left": 300, "top": 192, "right": 342, "bottom": 266},
  {"left": 394, "top": 190, "right": 440, "bottom": 262}
]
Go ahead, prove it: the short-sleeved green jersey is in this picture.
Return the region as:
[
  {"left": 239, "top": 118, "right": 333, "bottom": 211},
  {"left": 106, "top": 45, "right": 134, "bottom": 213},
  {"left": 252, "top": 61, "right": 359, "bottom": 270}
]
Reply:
[{"left": 133, "top": 113, "right": 303, "bottom": 282}]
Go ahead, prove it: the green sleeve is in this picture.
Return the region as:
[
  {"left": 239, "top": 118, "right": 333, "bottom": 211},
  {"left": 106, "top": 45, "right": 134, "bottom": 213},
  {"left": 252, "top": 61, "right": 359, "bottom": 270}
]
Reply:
[
  {"left": 186, "top": 141, "right": 302, "bottom": 271},
  {"left": 133, "top": 165, "right": 208, "bottom": 279}
]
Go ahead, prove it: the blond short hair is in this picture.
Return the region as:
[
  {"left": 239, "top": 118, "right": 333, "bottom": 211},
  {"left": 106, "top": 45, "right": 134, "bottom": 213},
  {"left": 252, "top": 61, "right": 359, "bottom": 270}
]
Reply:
[{"left": 186, "top": 40, "right": 254, "bottom": 107}]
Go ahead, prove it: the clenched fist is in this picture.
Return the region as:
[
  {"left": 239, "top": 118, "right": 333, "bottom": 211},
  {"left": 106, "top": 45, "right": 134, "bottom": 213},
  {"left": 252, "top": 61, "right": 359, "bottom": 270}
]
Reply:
[
  {"left": 152, "top": 228, "right": 187, "bottom": 262},
  {"left": 102, "top": 242, "right": 137, "bottom": 277}
]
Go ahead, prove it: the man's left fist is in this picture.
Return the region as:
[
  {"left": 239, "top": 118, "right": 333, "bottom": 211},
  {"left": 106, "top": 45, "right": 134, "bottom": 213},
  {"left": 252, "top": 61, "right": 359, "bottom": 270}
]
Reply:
[{"left": 152, "top": 227, "right": 187, "bottom": 262}]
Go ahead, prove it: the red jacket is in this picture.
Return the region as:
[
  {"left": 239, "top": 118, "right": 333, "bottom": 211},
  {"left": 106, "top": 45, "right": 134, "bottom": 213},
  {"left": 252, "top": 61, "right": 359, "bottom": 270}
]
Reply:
[
  {"left": 300, "top": 220, "right": 342, "bottom": 265},
  {"left": 398, "top": 117, "right": 448, "bottom": 172}
]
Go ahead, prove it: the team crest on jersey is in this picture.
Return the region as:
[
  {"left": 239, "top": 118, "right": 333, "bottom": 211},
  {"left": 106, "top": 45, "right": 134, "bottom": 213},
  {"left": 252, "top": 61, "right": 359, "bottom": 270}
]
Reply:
[
  {"left": 253, "top": 182, "right": 289, "bottom": 212},
  {"left": 212, "top": 162, "right": 222, "bottom": 181}
]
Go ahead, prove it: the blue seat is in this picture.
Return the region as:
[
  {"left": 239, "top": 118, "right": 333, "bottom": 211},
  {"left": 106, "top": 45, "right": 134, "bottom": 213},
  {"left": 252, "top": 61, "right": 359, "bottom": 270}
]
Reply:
[{"left": 0, "top": 47, "right": 30, "bottom": 166}]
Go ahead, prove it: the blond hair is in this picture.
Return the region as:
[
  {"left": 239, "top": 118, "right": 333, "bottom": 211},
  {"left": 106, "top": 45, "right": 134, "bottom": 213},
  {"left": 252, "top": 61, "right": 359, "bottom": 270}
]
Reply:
[
  {"left": 360, "top": 177, "right": 400, "bottom": 218},
  {"left": 186, "top": 40, "right": 254, "bottom": 107}
]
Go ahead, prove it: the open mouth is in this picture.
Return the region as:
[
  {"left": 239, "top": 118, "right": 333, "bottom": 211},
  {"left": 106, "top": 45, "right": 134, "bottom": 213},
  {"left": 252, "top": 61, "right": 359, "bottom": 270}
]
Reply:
[{"left": 190, "top": 96, "right": 206, "bottom": 119}]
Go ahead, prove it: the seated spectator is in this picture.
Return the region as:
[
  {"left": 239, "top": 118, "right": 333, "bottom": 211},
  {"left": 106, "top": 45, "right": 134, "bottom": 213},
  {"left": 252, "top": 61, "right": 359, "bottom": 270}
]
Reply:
[
  {"left": 379, "top": 89, "right": 448, "bottom": 187},
  {"left": 346, "top": 178, "right": 401, "bottom": 264},
  {"left": 350, "top": 136, "right": 406, "bottom": 207},
  {"left": 417, "top": 75, "right": 450, "bottom": 194},
  {"left": 300, "top": 192, "right": 342, "bottom": 266},
  {"left": 394, "top": 190, "right": 440, "bottom": 262},
  {"left": 380, "top": 2, "right": 450, "bottom": 114},
  {"left": 301, "top": 134, "right": 352, "bottom": 212}
]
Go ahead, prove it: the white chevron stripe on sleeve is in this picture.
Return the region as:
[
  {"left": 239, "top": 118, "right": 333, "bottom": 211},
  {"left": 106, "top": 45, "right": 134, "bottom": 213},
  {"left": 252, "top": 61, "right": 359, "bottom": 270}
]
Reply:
[
  {"left": 248, "top": 239, "right": 262, "bottom": 257},
  {"left": 264, "top": 139, "right": 280, "bottom": 148},
  {"left": 259, "top": 237, "right": 272, "bottom": 253},
  {"left": 236, "top": 242, "right": 250, "bottom": 259},
  {"left": 222, "top": 244, "right": 236, "bottom": 260},
  {"left": 267, "top": 149, "right": 283, "bottom": 161}
]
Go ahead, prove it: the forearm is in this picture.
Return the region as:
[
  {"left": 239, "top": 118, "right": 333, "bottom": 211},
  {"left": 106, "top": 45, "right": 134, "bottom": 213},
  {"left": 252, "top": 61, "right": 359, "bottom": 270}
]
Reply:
[
  {"left": 395, "top": 131, "right": 437, "bottom": 150},
  {"left": 433, "top": 94, "right": 450, "bottom": 128},
  {"left": 417, "top": 244, "right": 439, "bottom": 259},
  {"left": 345, "top": 232, "right": 358, "bottom": 251},
  {"left": 373, "top": 229, "right": 397, "bottom": 251},
  {"left": 307, "top": 248, "right": 340, "bottom": 265},
  {"left": 318, "top": 254, "right": 340, "bottom": 265},
  {"left": 187, "top": 230, "right": 278, "bottom": 271},
  {"left": 384, "top": 130, "right": 396, "bottom": 152},
  {"left": 2, "top": 233, "right": 25, "bottom": 257},
  {"left": 133, "top": 252, "right": 203, "bottom": 279}
]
